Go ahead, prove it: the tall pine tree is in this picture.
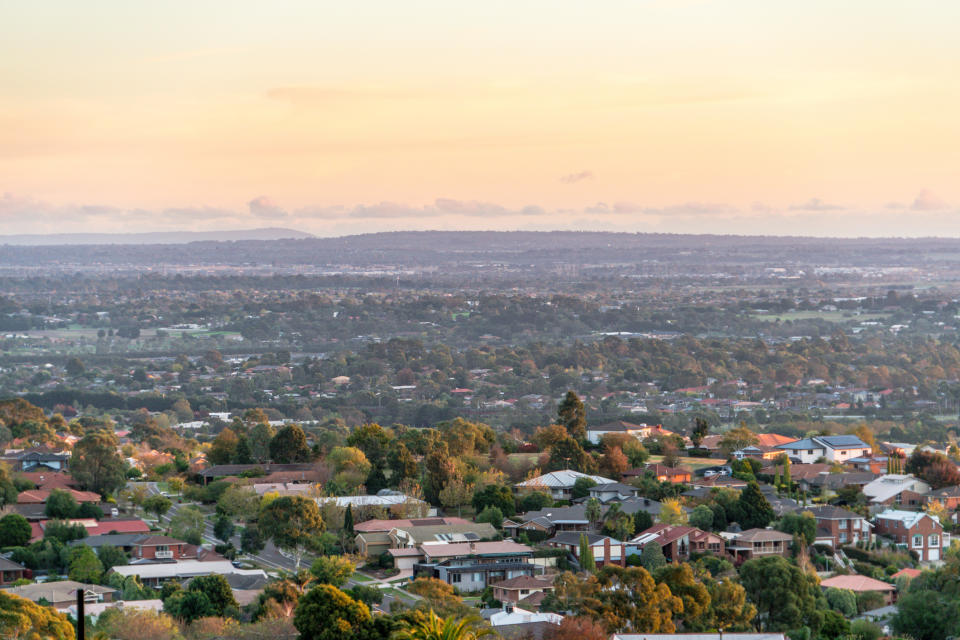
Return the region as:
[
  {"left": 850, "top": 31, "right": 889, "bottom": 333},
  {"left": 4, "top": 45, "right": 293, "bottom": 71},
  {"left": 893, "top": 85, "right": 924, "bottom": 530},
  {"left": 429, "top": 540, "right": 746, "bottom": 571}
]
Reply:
[{"left": 344, "top": 504, "right": 354, "bottom": 535}]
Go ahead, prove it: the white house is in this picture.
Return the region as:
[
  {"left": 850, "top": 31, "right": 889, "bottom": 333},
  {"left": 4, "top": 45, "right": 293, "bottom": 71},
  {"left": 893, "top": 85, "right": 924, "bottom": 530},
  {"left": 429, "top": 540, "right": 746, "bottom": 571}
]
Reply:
[
  {"left": 586, "top": 421, "right": 671, "bottom": 445},
  {"left": 775, "top": 435, "right": 871, "bottom": 464}
]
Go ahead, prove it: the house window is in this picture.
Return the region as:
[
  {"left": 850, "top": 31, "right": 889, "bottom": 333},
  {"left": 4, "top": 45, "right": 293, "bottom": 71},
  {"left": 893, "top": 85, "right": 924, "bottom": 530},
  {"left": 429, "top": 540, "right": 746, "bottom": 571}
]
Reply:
[
  {"left": 839, "top": 532, "right": 847, "bottom": 543},
  {"left": 451, "top": 574, "right": 462, "bottom": 583},
  {"left": 839, "top": 520, "right": 848, "bottom": 529},
  {"left": 929, "top": 534, "right": 940, "bottom": 547},
  {"left": 913, "top": 535, "right": 923, "bottom": 549},
  {"left": 808, "top": 450, "right": 814, "bottom": 455}
]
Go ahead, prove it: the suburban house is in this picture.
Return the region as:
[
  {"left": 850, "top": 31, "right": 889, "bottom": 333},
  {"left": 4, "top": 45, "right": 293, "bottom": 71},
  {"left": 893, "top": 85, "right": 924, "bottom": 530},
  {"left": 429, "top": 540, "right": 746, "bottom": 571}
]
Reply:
[
  {"left": 110, "top": 560, "right": 267, "bottom": 588},
  {"left": 1, "top": 446, "right": 70, "bottom": 472},
  {"left": 726, "top": 528, "right": 793, "bottom": 563},
  {"left": 0, "top": 556, "right": 28, "bottom": 585},
  {"left": 819, "top": 574, "right": 897, "bottom": 606},
  {"left": 409, "top": 540, "right": 536, "bottom": 592},
  {"left": 862, "top": 475, "right": 931, "bottom": 509},
  {"left": 30, "top": 517, "right": 151, "bottom": 543},
  {"left": 3, "top": 580, "right": 115, "bottom": 609},
  {"left": 797, "top": 472, "right": 877, "bottom": 497},
  {"left": 927, "top": 485, "right": 960, "bottom": 510},
  {"left": 358, "top": 520, "right": 498, "bottom": 558},
  {"left": 545, "top": 531, "right": 625, "bottom": 568},
  {"left": 872, "top": 509, "right": 949, "bottom": 562},
  {"left": 490, "top": 574, "right": 555, "bottom": 607},
  {"left": 354, "top": 516, "right": 471, "bottom": 534},
  {"left": 314, "top": 489, "right": 429, "bottom": 512},
  {"left": 502, "top": 504, "right": 591, "bottom": 538},
  {"left": 585, "top": 421, "right": 672, "bottom": 445},
  {"left": 514, "top": 470, "right": 615, "bottom": 500},
  {"left": 72, "top": 533, "right": 197, "bottom": 561},
  {"left": 586, "top": 482, "right": 641, "bottom": 503},
  {"left": 628, "top": 524, "right": 725, "bottom": 562},
  {"left": 487, "top": 605, "right": 563, "bottom": 639},
  {"left": 197, "top": 463, "right": 318, "bottom": 484},
  {"left": 16, "top": 488, "right": 101, "bottom": 505},
  {"left": 775, "top": 435, "right": 872, "bottom": 464},
  {"left": 799, "top": 505, "right": 872, "bottom": 548},
  {"left": 641, "top": 464, "right": 692, "bottom": 484}
]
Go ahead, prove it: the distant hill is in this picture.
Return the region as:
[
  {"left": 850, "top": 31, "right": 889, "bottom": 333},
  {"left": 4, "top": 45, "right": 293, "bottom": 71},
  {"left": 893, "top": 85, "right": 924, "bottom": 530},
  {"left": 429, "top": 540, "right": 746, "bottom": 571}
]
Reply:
[{"left": 0, "top": 227, "right": 313, "bottom": 246}]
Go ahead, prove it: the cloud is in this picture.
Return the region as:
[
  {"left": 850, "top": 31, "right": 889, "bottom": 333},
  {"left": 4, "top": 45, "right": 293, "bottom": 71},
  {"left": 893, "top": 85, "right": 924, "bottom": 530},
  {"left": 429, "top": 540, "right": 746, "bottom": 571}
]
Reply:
[
  {"left": 789, "top": 198, "right": 844, "bottom": 211},
  {"left": 911, "top": 189, "right": 947, "bottom": 211},
  {"left": 248, "top": 196, "right": 287, "bottom": 219},
  {"left": 560, "top": 170, "right": 595, "bottom": 184},
  {"left": 434, "top": 199, "right": 509, "bottom": 217},
  {"left": 642, "top": 202, "right": 738, "bottom": 216}
]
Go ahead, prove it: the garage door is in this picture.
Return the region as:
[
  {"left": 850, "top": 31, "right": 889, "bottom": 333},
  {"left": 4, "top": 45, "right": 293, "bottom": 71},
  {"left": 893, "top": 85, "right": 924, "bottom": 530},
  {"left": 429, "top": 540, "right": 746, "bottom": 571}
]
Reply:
[{"left": 928, "top": 548, "right": 940, "bottom": 562}]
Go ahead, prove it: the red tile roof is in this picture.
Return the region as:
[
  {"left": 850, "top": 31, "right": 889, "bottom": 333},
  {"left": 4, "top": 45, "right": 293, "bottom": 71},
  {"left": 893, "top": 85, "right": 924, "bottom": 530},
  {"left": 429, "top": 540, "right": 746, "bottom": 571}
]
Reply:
[
  {"left": 17, "top": 489, "right": 101, "bottom": 504},
  {"left": 820, "top": 574, "right": 895, "bottom": 593}
]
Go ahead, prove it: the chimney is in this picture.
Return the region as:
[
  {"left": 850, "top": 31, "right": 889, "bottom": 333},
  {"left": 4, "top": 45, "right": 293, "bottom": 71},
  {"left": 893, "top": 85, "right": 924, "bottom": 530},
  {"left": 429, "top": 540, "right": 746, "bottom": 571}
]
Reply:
[{"left": 603, "top": 537, "right": 611, "bottom": 567}]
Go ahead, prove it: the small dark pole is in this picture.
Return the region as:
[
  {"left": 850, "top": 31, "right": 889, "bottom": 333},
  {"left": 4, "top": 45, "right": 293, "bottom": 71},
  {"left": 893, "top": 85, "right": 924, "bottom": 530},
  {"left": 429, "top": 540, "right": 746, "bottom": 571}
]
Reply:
[{"left": 76, "top": 588, "right": 85, "bottom": 640}]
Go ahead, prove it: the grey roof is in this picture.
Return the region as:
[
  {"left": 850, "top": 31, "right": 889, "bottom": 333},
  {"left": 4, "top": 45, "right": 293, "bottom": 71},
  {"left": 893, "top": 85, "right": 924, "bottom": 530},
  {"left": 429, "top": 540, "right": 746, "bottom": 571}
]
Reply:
[
  {"left": 547, "top": 531, "right": 620, "bottom": 546},
  {"left": 0, "top": 556, "right": 26, "bottom": 571},
  {"left": 800, "top": 505, "right": 866, "bottom": 520},
  {"left": 2, "top": 580, "right": 115, "bottom": 603},
  {"left": 589, "top": 482, "right": 638, "bottom": 494},
  {"left": 520, "top": 504, "right": 589, "bottom": 524}
]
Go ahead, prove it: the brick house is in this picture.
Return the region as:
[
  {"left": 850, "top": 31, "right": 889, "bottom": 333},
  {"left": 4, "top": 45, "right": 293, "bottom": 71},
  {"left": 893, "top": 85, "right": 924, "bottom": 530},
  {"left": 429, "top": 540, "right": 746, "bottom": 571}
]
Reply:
[
  {"left": 872, "top": 509, "right": 949, "bottom": 562},
  {"left": 637, "top": 464, "right": 692, "bottom": 484},
  {"left": 800, "top": 505, "right": 872, "bottom": 548},
  {"left": 927, "top": 486, "right": 960, "bottom": 510},
  {"left": 545, "top": 532, "right": 625, "bottom": 568},
  {"left": 0, "top": 556, "right": 28, "bottom": 585},
  {"left": 74, "top": 533, "right": 194, "bottom": 561},
  {"left": 820, "top": 574, "right": 897, "bottom": 606},
  {"left": 490, "top": 574, "right": 555, "bottom": 606},
  {"left": 726, "top": 528, "right": 793, "bottom": 564},
  {"left": 628, "top": 524, "right": 725, "bottom": 562}
]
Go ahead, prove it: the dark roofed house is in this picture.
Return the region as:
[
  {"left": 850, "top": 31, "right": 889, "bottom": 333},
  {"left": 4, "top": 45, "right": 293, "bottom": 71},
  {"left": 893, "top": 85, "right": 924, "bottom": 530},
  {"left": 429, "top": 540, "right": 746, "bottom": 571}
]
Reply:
[
  {"left": 491, "top": 574, "right": 555, "bottom": 607},
  {"left": 799, "top": 505, "right": 872, "bottom": 548},
  {"left": 545, "top": 531, "right": 624, "bottom": 568},
  {"left": 587, "top": 482, "right": 641, "bottom": 503},
  {"left": 0, "top": 556, "right": 28, "bottom": 585},
  {"left": 198, "top": 463, "right": 317, "bottom": 484},
  {"left": 629, "top": 523, "right": 725, "bottom": 562},
  {"left": 1, "top": 446, "right": 70, "bottom": 472}
]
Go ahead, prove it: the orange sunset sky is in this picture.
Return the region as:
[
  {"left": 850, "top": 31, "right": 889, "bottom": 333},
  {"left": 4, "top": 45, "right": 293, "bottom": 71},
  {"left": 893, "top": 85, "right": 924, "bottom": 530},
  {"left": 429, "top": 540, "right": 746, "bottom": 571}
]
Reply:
[{"left": 2, "top": 1, "right": 960, "bottom": 236}]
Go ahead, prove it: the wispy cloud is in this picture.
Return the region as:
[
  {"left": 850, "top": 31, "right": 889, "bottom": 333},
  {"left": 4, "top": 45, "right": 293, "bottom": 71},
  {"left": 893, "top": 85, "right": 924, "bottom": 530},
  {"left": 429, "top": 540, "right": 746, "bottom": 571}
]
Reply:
[
  {"left": 789, "top": 198, "right": 844, "bottom": 211},
  {"left": 559, "top": 170, "right": 595, "bottom": 184},
  {"left": 248, "top": 196, "right": 288, "bottom": 219},
  {"left": 911, "top": 189, "right": 948, "bottom": 211}
]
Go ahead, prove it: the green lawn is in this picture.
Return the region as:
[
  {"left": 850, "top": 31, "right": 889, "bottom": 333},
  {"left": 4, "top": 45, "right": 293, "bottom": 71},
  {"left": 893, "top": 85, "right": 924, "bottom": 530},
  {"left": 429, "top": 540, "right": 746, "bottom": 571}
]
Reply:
[
  {"left": 647, "top": 454, "right": 717, "bottom": 471},
  {"left": 351, "top": 572, "right": 374, "bottom": 583}
]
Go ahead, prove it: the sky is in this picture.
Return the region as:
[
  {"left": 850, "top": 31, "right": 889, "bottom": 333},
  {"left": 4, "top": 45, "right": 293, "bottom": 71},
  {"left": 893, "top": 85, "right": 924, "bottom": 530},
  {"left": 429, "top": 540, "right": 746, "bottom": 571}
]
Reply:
[{"left": 2, "top": 1, "right": 960, "bottom": 237}]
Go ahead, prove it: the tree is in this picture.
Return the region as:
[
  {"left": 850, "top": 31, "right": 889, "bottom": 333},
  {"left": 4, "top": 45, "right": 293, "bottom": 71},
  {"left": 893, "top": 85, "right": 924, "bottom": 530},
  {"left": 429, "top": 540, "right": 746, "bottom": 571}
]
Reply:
[
  {"left": 736, "top": 482, "right": 775, "bottom": 529},
  {"left": 602, "top": 503, "right": 634, "bottom": 541},
  {"left": 95, "top": 607, "right": 180, "bottom": 640},
  {"left": 45, "top": 489, "right": 78, "bottom": 519},
  {"left": 214, "top": 515, "right": 235, "bottom": 542},
  {"left": 825, "top": 587, "right": 857, "bottom": 617},
  {"left": 65, "top": 357, "right": 86, "bottom": 377},
  {"left": 0, "top": 513, "right": 32, "bottom": 547},
  {"left": 163, "top": 589, "right": 215, "bottom": 623},
  {"left": 739, "top": 555, "right": 822, "bottom": 632},
  {"left": 169, "top": 505, "right": 205, "bottom": 544},
  {"left": 406, "top": 578, "right": 472, "bottom": 618},
  {"left": 719, "top": 426, "right": 758, "bottom": 458},
  {"left": 68, "top": 544, "right": 104, "bottom": 583},
  {"left": 142, "top": 495, "right": 172, "bottom": 520},
  {"left": 654, "top": 563, "right": 711, "bottom": 629},
  {"left": 208, "top": 428, "right": 239, "bottom": 466},
  {"left": 270, "top": 424, "right": 313, "bottom": 463},
  {"left": 640, "top": 542, "right": 666, "bottom": 571},
  {"left": 547, "top": 437, "right": 596, "bottom": 474},
  {"left": 476, "top": 505, "right": 503, "bottom": 528},
  {"left": 0, "top": 462, "right": 18, "bottom": 506},
  {"left": 585, "top": 497, "right": 603, "bottom": 525},
  {"left": 471, "top": 484, "right": 515, "bottom": 517},
  {"left": 893, "top": 589, "right": 960, "bottom": 640},
  {"left": 258, "top": 496, "right": 325, "bottom": 569},
  {"left": 293, "top": 584, "right": 375, "bottom": 640},
  {"left": 600, "top": 446, "right": 629, "bottom": 476},
  {"left": 328, "top": 446, "right": 372, "bottom": 491},
  {"left": 579, "top": 533, "right": 596, "bottom": 573},
  {"left": 705, "top": 578, "right": 757, "bottom": 631},
  {"left": 579, "top": 565, "right": 683, "bottom": 633},
  {"left": 188, "top": 574, "right": 238, "bottom": 616},
  {"left": 71, "top": 430, "right": 126, "bottom": 496},
  {"left": 97, "top": 544, "right": 128, "bottom": 571},
  {"left": 689, "top": 505, "right": 714, "bottom": 531},
  {"left": 0, "top": 591, "right": 75, "bottom": 640},
  {"left": 344, "top": 503, "right": 355, "bottom": 534},
  {"left": 572, "top": 477, "right": 598, "bottom": 501},
  {"left": 777, "top": 511, "right": 817, "bottom": 546},
  {"left": 310, "top": 555, "right": 355, "bottom": 587},
  {"left": 691, "top": 417, "right": 709, "bottom": 449},
  {"left": 241, "top": 524, "right": 265, "bottom": 555},
  {"left": 394, "top": 609, "right": 494, "bottom": 640},
  {"left": 660, "top": 498, "right": 688, "bottom": 525},
  {"left": 439, "top": 476, "right": 474, "bottom": 517},
  {"left": 544, "top": 616, "right": 608, "bottom": 640},
  {"left": 249, "top": 422, "right": 276, "bottom": 463},
  {"left": 558, "top": 391, "right": 587, "bottom": 440},
  {"left": 217, "top": 484, "right": 260, "bottom": 523},
  {"left": 633, "top": 509, "right": 654, "bottom": 533}
]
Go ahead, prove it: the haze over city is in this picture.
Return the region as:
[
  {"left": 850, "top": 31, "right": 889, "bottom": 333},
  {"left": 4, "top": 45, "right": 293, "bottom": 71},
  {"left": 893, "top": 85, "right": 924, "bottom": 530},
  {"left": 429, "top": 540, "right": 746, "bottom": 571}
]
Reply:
[{"left": 3, "top": 1, "right": 960, "bottom": 237}]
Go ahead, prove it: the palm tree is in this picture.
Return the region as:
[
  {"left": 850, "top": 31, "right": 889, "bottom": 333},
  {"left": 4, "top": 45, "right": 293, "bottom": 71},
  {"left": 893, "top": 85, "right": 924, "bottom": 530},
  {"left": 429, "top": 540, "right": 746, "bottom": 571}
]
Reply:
[{"left": 395, "top": 610, "right": 495, "bottom": 640}]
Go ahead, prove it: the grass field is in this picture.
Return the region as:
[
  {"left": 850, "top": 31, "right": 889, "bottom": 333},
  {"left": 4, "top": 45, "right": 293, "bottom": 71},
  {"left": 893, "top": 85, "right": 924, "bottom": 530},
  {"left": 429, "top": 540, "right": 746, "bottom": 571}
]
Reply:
[
  {"left": 647, "top": 454, "right": 717, "bottom": 471},
  {"left": 351, "top": 572, "right": 374, "bottom": 583}
]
